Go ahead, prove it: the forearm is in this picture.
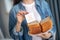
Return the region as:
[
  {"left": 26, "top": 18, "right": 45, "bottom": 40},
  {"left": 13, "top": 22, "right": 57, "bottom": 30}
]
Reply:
[{"left": 16, "top": 22, "right": 21, "bottom": 32}]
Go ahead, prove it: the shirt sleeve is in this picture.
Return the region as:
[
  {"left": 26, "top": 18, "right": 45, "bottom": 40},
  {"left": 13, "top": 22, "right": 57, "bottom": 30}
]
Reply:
[
  {"left": 43, "top": 1, "right": 56, "bottom": 35},
  {"left": 9, "top": 7, "right": 23, "bottom": 39},
  {"left": 13, "top": 26, "right": 23, "bottom": 36}
]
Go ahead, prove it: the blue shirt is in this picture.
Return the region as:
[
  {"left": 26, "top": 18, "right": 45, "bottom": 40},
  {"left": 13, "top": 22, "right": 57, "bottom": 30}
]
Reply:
[{"left": 9, "top": 0, "right": 56, "bottom": 40}]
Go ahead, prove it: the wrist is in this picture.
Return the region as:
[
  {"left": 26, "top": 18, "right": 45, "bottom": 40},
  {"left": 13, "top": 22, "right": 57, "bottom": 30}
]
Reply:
[{"left": 17, "top": 21, "right": 22, "bottom": 26}]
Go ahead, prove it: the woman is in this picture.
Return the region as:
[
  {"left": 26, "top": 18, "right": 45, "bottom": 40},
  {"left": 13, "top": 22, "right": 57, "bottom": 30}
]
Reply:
[{"left": 9, "top": 0, "right": 56, "bottom": 40}]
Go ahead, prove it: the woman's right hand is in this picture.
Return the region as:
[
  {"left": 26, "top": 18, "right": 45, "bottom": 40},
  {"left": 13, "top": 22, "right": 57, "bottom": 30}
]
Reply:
[
  {"left": 17, "top": 11, "right": 28, "bottom": 23},
  {"left": 16, "top": 11, "right": 28, "bottom": 32}
]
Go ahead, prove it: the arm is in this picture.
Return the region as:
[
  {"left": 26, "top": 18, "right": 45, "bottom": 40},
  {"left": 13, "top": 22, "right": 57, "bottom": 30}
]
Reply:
[
  {"left": 43, "top": 0, "right": 56, "bottom": 38},
  {"left": 9, "top": 8, "right": 23, "bottom": 39}
]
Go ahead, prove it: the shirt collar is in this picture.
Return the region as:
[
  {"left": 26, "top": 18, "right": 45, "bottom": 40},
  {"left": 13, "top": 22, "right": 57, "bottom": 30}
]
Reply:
[
  {"left": 18, "top": 0, "right": 44, "bottom": 10},
  {"left": 35, "top": 0, "right": 43, "bottom": 6},
  {"left": 19, "top": 0, "right": 43, "bottom": 6}
]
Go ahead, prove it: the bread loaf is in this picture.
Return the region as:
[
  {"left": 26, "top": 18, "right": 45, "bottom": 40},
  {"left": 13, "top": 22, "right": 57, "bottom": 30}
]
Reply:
[
  {"left": 40, "top": 17, "right": 53, "bottom": 33},
  {"left": 28, "top": 17, "right": 53, "bottom": 34},
  {"left": 28, "top": 21, "right": 41, "bottom": 34}
]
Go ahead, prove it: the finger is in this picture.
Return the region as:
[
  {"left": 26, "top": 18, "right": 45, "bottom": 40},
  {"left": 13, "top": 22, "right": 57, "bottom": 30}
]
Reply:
[
  {"left": 22, "top": 11, "right": 28, "bottom": 15},
  {"left": 17, "top": 13, "right": 20, "bottom": 16},
  {"left": 36, "top": 32, "right": 48, "bottom": 37},
  {"left": 28, "top": 32, "right": 37, "bottom": 37},
  {"left": 17, "top": 11, "right": 28, "bottom": 17},
  {"left": 19, "top": 11, "right": 28, "bottom": 15},
  {"left": 42, "top": 33, "right": 51, "bottom": 37},
  {"left": 18, "top": 11, "right": 24, "bottom": 15},
  {"left": 35, "top": 33, "right": 43, "bottom": 37}
]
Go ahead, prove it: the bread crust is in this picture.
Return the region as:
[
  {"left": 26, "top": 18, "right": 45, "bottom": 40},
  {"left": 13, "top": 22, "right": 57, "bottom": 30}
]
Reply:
[{"left": 28, "top": 17, "right": 53, "bottom": 34}]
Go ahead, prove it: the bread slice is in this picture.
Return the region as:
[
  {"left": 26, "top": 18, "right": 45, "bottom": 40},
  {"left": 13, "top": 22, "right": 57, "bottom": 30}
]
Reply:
[
  {"left": 40, "top": 17, "right": 53, "bottom": 33},
  {"left": 28, "top": 21, "right": 41, "bottom": 34}
]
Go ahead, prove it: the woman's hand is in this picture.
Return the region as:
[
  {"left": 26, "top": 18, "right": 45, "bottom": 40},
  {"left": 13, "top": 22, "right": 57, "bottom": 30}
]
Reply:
[
  {"left": 16, "top": 11, "right": 28, "bottom": 32},
  {"left": 36, "top": 32, "right": 51, "bottom": 39},
  {"left": 17, "top": 11, "right": 28, "bottom": 23},
  {"left": 29, "top": 32, "right": 51, "bottom": 39}
]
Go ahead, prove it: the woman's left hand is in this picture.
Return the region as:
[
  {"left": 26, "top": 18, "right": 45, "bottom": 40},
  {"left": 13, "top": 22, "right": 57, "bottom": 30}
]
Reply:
[
  {"left": 29, "top": 32, "right": 51, "bottom": 39},
  {"left": 37, "top": 32, "right": 51, "bottom": 39}
]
